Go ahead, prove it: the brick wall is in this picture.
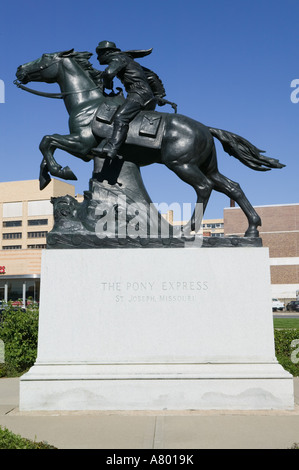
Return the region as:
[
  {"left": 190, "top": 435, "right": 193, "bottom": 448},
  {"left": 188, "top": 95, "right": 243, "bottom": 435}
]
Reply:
[
  {"left": 224, "top": 204, "right": 299, "bottom": 238},
  {"left": 261, "top": 233, "right": 299, "bottom": 258}
]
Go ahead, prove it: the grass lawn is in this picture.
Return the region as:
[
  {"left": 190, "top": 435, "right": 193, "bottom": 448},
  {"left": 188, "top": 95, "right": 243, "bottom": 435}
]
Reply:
[{"left": 273, "top": 318, "right": 299, "bottom": 329}]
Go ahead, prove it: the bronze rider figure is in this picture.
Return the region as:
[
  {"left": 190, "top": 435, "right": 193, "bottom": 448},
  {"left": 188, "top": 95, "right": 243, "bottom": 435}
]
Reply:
[{"left": 92, "top": 40, "right": 167, "bottom": 159}]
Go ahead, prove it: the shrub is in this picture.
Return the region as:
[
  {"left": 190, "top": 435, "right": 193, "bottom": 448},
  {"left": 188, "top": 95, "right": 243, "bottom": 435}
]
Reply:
[
  {"left": 0, "top": 304, "right": 39, "bottom": 376},
  {"left": 274, "top": 329, "right": 299, "bottom": 377},
  {"left": 0, "top": 426, "right": 56, "bottom": 449},
  {"left": 290, "top": 443, "right": 299, "bottom": 449}
]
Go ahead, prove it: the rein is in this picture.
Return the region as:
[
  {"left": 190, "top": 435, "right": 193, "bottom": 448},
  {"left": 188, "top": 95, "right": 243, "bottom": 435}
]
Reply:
[{"left": 14, "top": 79, "right": 102, "bottom": 99}]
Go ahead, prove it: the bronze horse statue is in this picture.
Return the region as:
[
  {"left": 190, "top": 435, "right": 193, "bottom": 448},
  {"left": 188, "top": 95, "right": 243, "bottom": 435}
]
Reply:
[{"left": 15, "top": 49, "right": 285, "bottom": 237}]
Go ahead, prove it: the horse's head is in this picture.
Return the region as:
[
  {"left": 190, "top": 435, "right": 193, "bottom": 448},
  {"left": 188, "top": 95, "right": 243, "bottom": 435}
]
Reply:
[{"left": 16, "top": 49, "right": 74, "bottom": 84}]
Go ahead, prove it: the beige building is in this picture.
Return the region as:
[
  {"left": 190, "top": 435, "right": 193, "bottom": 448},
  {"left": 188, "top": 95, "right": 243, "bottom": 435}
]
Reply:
[
  {"left": 0, "top": 179, "right": 79, "bottom": 305},
  {"left": 164, "top": 211, "right": 224, "bottom": 237},
  {"left": 201, "top": 218, "right": 224, "bottom": 237}
]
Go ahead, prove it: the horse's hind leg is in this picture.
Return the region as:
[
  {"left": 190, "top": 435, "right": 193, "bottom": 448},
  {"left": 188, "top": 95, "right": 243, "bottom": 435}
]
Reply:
[
  {"left": 208, "top": 171, "right": 261, "bottom": 237},
  {"left": 166, "top": 161, "right": 213, "bottom": 232}
]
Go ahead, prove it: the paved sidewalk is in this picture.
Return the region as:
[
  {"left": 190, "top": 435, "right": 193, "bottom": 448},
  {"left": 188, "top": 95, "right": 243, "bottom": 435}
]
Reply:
[{"left": 0, "top": 377, "right": 299, "bottom": 449}]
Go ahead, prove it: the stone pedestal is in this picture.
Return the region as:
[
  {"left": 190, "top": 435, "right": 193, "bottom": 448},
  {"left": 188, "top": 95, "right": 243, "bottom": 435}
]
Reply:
[{"left": 19, "top": 247, "right": 294, "bottom": 411}]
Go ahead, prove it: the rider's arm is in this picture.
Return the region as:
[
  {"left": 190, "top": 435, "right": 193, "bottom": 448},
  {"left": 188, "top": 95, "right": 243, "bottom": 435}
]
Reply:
[{"left": 102, "top": 56, "right": 126, "bottom": 90}]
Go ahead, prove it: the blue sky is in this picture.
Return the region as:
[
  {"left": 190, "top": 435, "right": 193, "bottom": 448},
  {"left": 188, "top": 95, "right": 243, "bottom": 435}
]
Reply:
[{"left": 1, "top": 0, "right": 298, "bottom": 219}]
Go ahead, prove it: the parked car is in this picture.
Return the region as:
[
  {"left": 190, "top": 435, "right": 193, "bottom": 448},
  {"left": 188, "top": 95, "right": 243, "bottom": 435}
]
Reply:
[
  {"left": 272, "top": 298, "right": 285, "bottom": 312},
  {"left": 0, "top": 301, "right": 26, "bottom": 314},
  {"left": 286, "top": 301, "right": 299, "bottom": 312}
]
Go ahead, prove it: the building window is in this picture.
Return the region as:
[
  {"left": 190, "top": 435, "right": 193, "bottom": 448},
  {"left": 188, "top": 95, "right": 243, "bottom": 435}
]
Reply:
[
  {"left": 0, "top": 279, "right": 40, "bottom": 304},
  {"left": 27, "top": 231, "right": 48, "bottom": 238},
  {"left": 2, "top": 245, "right": 22, "bottom": 250},
  {"left": 28, "top": 219, "right": 48, "bottom": 226},
  {"left": 27, "top": 244, "right": 47, "bottom": 249},
  {"left": 3, "top": 202, "right": 22, "bottom": 218},
  {"left": 3, "top": 233, "right": 22, "bottom": 239},
  {"left": 3, "top": 220, "right": 22, "bottom": 227},
  {"left": 28, "top": 200, "right": 52, "bottom": 216},
  {"left": 205, "top": 223, "right": 224, "bottom": 230}
]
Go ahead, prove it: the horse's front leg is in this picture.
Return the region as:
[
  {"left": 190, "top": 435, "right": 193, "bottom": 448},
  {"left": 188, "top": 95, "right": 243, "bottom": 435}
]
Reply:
[
  {"left": 39, "top": 134, "right": 78, "bottom": 187},
  {"left": 39, "top": 157, "right": 51, "bottom": 190},
  {"left": 39, "top": 133, "right": 94, "bottom": 189}
]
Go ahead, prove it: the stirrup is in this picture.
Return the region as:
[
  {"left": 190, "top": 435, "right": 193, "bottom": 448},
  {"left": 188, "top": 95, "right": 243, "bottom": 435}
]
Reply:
[
  {"left": 92, "top": 141, "right": 119, "bottom": 159},
  {"left": 92, "top": 140, "right": 108, "bottom": 157},
  {"left": 105, "top": 146, "right": 118, "bottom": 159}
]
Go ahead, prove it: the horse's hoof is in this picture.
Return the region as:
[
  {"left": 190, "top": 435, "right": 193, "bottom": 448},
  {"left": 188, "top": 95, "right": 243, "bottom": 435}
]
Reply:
[
  {"left": 244, "top": 228, "right": 259, "bottom": 238},
  {"left": 60, "top": 166, "right": 77, "bottom": 181},
  {"left": 39, "top": 173, "right": 51, "bottom": 190}
]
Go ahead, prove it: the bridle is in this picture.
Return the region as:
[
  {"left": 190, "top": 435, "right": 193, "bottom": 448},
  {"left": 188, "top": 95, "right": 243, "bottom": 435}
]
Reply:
[
  {"left": 14, "top": 57, "right": 102, "bottom": 99},
  {"left": 14, "top": 79, "right": 102, "bottom": 99}
]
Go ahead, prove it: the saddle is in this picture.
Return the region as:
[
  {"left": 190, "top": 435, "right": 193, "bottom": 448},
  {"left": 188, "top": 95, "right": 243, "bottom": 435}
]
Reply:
[{"left": 91, "top": 101, "right": 166, "bottom": 149}]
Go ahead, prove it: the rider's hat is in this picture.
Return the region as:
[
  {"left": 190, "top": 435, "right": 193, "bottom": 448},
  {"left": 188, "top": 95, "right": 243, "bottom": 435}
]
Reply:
[
  {"left": 96, "top": 41, "right": 153, "bottom": 60},
  {"left": 96, "top": 40, "right": 120, "bottom": 54}
]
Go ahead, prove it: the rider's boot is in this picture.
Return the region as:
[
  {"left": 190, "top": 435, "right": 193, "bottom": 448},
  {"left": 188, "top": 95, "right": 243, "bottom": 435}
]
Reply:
[{"left": 92, "top": 122, "right": 128, "bottom": 159}]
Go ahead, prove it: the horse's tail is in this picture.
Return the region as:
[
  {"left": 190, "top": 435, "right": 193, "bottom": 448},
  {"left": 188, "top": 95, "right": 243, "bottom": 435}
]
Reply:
[{"left": 209, "top": 127, "right": 285, "bottom": 171}]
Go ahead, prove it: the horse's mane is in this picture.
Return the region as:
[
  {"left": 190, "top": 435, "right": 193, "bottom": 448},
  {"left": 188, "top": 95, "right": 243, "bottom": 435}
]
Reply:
[{"left": 71, "top": 51, "right": 103, "bottom": 87}]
